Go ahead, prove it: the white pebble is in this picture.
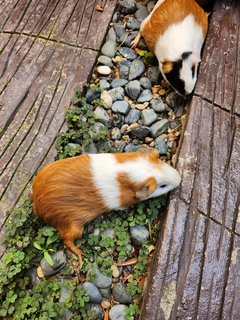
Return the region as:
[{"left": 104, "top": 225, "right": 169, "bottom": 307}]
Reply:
[{"left": 97, "top": 65, "right": 111, "bottom": 75}]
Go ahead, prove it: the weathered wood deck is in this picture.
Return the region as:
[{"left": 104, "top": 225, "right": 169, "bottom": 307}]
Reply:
[
  {"left": 0, "top": 0, "right": 117, "bottom": 255},
  {"left": 140, "top": 0, "right": 240, "bottom": 319}
]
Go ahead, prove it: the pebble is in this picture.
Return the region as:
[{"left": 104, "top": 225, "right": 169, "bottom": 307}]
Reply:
[
  {"left": 125, "top": 109, "right": 141, "bottom": 124},
  {"left": 147, "top": 66, "right": 161, "bottom": 85},
  {"left": 86, "top": 87, "right": 101, "bottom": 103},
  {"left": 129, "top": 125, "right": 151, "bottom": 139},
  {"left": 141, "top": 109, "right": 158, "bottom": 126},
  {"left": 166, "top": 91, "right": 185, "bottom": 109},
  {"left": 94, "top": 107, "right": 111, "bottom": 127},
  {"left": 126, "top": 17, "right": 140, "bottom": 30},
  {"left": 112, "top": 100, "right": 130, "bottom": 115},
  {"left": 114, "top": 22, "right": 126, "bottom": 39},
  {"left": 150, "top": 119, "right": 169, "bottom": 137},
  {"left": 109, "top": 304, "right": 127, "bottom": 320},
  {"left": 159, "top": 88, "right": 166, "bottom": 96},
  {"left": 129, "top": 59, "right": 145, "bottom": 80},
  {"left": 135, "top": 103, "right": 148, "bottom": 110},
  {"left": 129, "top": 225, "right": 150, "bottom": 245},
  {"left": 112, "top": 113, "right": 125, "bottom": 128},
  {"left": 99, "top": 79, "right": 111, "bottom": 90},
  {"left": 118, "top": 47, "right": 137, "bottom": 61},
  {"left": 99, "top": 286, "right": 112, "bottom": 300},
  {"left": 124, "top": 142, "right": 141, "bottom": 152},
  {"left": 83, "top": 282, "right": 102, "bottom": 303},
  {"left": 119, "top": 60, "right": 131, "bottom": 79},
  {"left": 28, "top": 268, "right": 41, "bottom": 288},
  {"left": 129, "top": 123, "right": 139, "bottom": 129},
  {"left": 97, "top": 65, "right": 111, "bottom": 76},
  {"left": 112, "top": 11, "right": 120, "bottom": 23},
  {"left": 88, "top": 304, "right": 104, "bottom": 320},
  {"left": 102, "top": 228, "right": 115, "bottom": 239},
  {"left": 101, "top": 300, "right": 111, "bottom": 309},
  {"left": 112, "top": 283, "right": 132, "bottom": 304},
  {"left": 155, "top": 137, "right": 168, "bottom": 154},
  {"left": 111, "top": 127, "right": 122, "bottom": 140},
  {"left": 111, "top": 79, "right": 128, "bottom": 88},
  {"left": 120, "top": 31, "right": 138, "bottom": 47},
  {"left": 135, "top": 6, "right": 149, "bottom": 23},
  {"left": 101, "top": 90, "right": 113, "bottom": 108},
  {"left": 90, "top": 122, "right": 106, "bottom": 141},
  {"left": 40, "top": 251, "right": 67, "bottom": 277},
  {"left": 121, "top": 123, "right": 129, "bottom": 134},
  {"left": 140, "top": 77, "right": 152, "bottom": 89},
  {"left": 108, "top": 87, "right": 125, "bottom": 101},
  {"left": 111, "top": 265, "right": 120, "bottom": 278},
  {"left": 118, "top": 0, "right": 137, "bottom": 14},
  {"left": 137, "top": 89, "right": 152, "bottom": 103},
  {"left": 150, "top": 98, "right": 166, "bottom": 112},
  {"left": 97, "top": 55, "right": 113, "bottom": 67},
  {"left": 125, "top": 80, "right": 141, "bottom": 100},
  {"left": 87, "top": 267, "right": 112, "bottom": 289},
  {"left": 59, "top": 283, "right": 71, "bottom": 303},
  {"left": 101, "top": 40, "right": 116, "bottom": 58}
]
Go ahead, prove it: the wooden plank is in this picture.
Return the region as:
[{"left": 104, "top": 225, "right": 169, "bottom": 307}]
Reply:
[
  {"left": 195, "top": 0, "right": 240, "bottom": 115},
  {"left": 0, "top": 0, "right": 117, "bottom": 49}
]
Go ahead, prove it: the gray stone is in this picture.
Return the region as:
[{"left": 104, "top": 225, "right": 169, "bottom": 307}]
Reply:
[
  {"left": 125, "top": 80, "right": 141, "bottom": 100},
  {"left": 99, "top": 286, "right": 112, "bottom": 300},
  {"left": 90, "top": 122, "right": 106, "bottom": 142},
  {"left": 126, "top": 17, "right": 140, "bottom": 30},
  {"left": 129, "top": 225, "right": 149, "bottom": 245},
  {"left": 112, "top": 113, "right": 125, "bottom": 128},
  {"left": 83, "top": 282, "right": 102, "bottom": 303},
  {"left": 40, "top": 251, "right": 67, "bottom": 277},
  {"left": 111, "top": 127, "right": 122, "bottom": 140},
  {"left": 97, "top": 55, "right": 113, "bottom": 68},
  {"left": 155, "top": 137, "right": 168, "bottom": 155},
  {"left": 119, "top": 31, "right": 138, "bottom": 47},
  {"left": 129, "top": 59, "right": 145, "bottom": 80},
  {"left": 112, "top": 101, "right": 130, "bottom": 115},
  {"left": 170, "top": 119, "right": 180, "bottom": 129},
  {"left": 135, "top": 6, "right": 149, "bottom": 23},
  {"left": 118, "top": 0, "right": 137, "bottom": 14},
  {"left": 124, "top": 142, "right": 141, "bottom": 152},
  {"left": 94, "top": 107, "right": 110, "bottom": 127},
  {"left": 119, "top": 60, "right": 131, "bottom": 79},
  {"left": 147, "top": 66, "right": 160, "bottom": 85},
  {"left": 59, "top": 283, "right": 71, "bottom": 303},
  {"left": 129, "top": 125, "right": 151, "bottom": 139},
  {"left": 147, "top": 1, "right": 155, "bottom": 12},
  {"left": 88, "top": 304, "right": 104, "bottom": 320},
  {"left": 86, "top": 87, "right": 101, "bottom": 103},
  {"left": 167, "top": 140, "right": 175, "bottom": 150},
  {"left": 82, "top": 142, "right": 98, "bottom": 154},
  {"left": 150, "top": 119, "right": 169, "bottom": 137},
  {"left": 103, "top": 228, "right": 115, "bottom": 240},
  {"left": 87, "top": 267, "right": 112, "bottom": 289},
  {"left": 109, "top": 305, "right": 127, "bottom": 320},
  {"left": 108, "top": 87, "right": 125, "bottom": 101},
  {"left": 125, "top": 109, "right": 141, "bottom": 124},
  {"left": 112, "top": 11, "right": 120, "bottom": 23},
  {"left": 118, "top": 47, "right": 137, "bottom": 61},
  {"left": 107, "top": 28, "right": 117, "bottom": 42},
  {"left": 166, "top": 91, "right": 185, "bottom": 109},
  {"left": 99, "top": 79, "right": 111, "bottom": 90},
  {"left": 101, "top": 40, "right": 116, "bottom": 58},
  {"left": 175, "top": 106, "right": 185, "bottom": 117},
  {"left": 137, "top": 89, "right": 152, "bottom": 102},
  {"left": 114, "top": 22, "right": 125, "bottom": 39},
  {"left": 111, "top": 79, "right": 128, "bottom": 88},
  {"left": 141, "top": 109, "right": 158, "bottom": 126},
  {"left": 112, "top": 283, "right": 132, "bottom": 304},
  {"left": 150, "top": 98, "right": 166, "bottom": 112},
  {"left": 140, "top": 77, "right": 152, "bottom": 89},
  {"left": 28, "top": 268, "right": 41, "bottom": 288}
]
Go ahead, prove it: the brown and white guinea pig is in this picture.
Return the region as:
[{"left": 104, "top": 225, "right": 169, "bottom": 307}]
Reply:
[
  {"left": 131, "top": 0, "right": 209, "bottom": 95},
  {"left": 32, "top": 150, "right": 181, "bottom": 261}
]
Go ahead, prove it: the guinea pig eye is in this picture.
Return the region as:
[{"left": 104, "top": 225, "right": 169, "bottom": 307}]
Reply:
[{"left": 159, "top": 184, "right": 167, "bottom": 188}]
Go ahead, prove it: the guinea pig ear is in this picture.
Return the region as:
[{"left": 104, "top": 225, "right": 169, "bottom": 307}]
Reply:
[
  {"left": 191, "top": 51, "right": 201, "bottom": 65},
  {"left": 136, "top": 177, "right": 157, "bottom": 200},
  {"left": 161, "top": 59, "right": 173, "bottom": 74}
]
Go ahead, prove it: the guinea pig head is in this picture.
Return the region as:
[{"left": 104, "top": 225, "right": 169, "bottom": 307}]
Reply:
[
  {"left": 161, "top": 51, "right": 201, "bottom": 95},
  {"left": 135, "top": 150, "right": 181, "bottom": 200}
]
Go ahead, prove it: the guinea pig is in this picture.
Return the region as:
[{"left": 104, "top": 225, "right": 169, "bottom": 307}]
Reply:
[
  {"left": 32, "top": 149, "right": 181, "bottom": 262},
  {"left": 131, "top": 0, "right": 208, "bottom": 95}
]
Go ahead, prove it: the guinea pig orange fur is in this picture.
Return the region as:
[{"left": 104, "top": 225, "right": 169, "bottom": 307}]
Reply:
[
  {"left": 32, "top": 150, "right": 181, "bottom": 261},
  {"left": 131, "top": 0, "right": 208, "bottom": 95}
]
